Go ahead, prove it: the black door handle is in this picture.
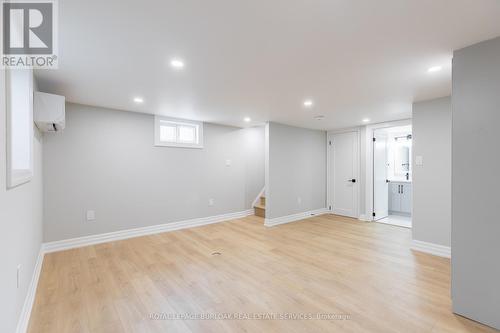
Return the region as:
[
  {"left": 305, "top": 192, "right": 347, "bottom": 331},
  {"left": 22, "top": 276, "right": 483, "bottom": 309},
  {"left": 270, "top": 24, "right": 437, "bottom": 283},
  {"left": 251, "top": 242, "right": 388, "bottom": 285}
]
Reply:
[{"left": 347, "top": 179, "right": 356, "bottom": 183}]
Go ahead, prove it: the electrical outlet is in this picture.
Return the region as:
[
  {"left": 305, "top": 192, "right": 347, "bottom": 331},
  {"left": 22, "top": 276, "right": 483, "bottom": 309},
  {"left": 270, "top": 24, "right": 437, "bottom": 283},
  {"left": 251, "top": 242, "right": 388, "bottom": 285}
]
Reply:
[
  {"left": 86, "top": 210, "right": 96, "bottom": 222},
  {"left": 17, "top": 265, "right": 21, "bottom": 289},
  {"left": 208, "top": 198, "right": 215, "bottom": 207},
  {"left": 225, "top": 159, "right": 232, "bottom": 167}
]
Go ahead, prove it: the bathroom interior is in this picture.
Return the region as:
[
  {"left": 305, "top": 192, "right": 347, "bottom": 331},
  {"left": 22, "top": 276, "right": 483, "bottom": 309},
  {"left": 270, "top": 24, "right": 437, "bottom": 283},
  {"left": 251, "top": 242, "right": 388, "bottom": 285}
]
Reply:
[{"left": 373, "top": 125, "right": 412, "bottom": 228}]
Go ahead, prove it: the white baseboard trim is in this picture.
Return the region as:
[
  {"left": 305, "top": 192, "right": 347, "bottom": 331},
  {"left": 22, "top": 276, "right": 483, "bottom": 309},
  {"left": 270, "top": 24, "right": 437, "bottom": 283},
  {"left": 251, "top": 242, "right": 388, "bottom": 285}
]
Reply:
[
  {"left": 358, "top": 214, "right": 372, "bottom": 222},
  {"left": 264, "top": 208, "right": 329, "bottom": 227},
  {"left": 43, "top": 209, "right": 254, "bottom": 253},
  {"left": 411, "top": 240, "right": 451, "bottom": 258},
  {"left": 16, "top": 246, "right": 45, "bottom": 333}
]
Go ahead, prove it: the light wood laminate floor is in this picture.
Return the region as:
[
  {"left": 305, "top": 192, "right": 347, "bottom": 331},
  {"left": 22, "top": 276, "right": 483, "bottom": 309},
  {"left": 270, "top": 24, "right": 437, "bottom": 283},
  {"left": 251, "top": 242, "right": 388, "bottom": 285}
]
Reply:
[{"left": 28, "top": 214, "right": 498, "bottom": 333}]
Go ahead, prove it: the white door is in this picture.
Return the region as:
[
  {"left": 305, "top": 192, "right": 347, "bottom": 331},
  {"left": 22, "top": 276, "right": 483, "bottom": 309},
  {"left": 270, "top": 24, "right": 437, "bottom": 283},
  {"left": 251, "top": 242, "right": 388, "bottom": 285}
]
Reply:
[
  {"left": 373, "top": 130, "right": 389, "bottom": 220},
  {"left": 329, "top": 131, "right": 359, "bottom": 218}
]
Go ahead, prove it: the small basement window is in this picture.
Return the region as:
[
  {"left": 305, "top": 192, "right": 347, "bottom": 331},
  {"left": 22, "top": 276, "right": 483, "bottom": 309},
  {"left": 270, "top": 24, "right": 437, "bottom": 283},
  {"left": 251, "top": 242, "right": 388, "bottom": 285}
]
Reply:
[{"left": 154, "top": 116, "right": 204, "bottom": 148}]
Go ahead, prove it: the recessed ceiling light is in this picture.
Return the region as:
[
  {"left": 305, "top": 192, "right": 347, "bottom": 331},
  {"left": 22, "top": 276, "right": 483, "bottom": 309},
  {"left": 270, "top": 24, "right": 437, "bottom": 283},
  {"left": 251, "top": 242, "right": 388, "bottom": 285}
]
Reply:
[
  {"left": 170, "top": 58, "right": 185, "bottom": 69},
  {"left": 303, "top": 100, "right": 314, "bottom": 108},
  {"left": 243, "top": 117, "right": 251, "bottom": 122},
  {"left": 362, "top": 118, "right": 370, "bottom": 123},
  {"left": 313, "top": 115, "right": 325, "bottom": 120},
  {"left": 427, "top": 66, "right": 442, "bottom": 73},
  {"left": 133, "top": 97, "right": 144, "bottom": 103}
]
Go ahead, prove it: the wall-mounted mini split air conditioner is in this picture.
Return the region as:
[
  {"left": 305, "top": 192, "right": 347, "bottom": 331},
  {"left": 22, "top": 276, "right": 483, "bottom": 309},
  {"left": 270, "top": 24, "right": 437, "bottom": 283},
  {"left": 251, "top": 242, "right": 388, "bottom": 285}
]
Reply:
[{"left": 34, "top": 92, "right": 65, "bottom": 132}]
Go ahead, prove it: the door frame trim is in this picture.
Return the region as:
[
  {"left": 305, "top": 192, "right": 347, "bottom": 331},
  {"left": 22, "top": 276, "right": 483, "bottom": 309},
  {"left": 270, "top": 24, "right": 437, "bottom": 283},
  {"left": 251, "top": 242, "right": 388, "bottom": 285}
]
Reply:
[
  {"left": 327, "top": 128, "right": 361, "bottom": 218},
  {"left": 373, "top": 129, "right": 389, "bottom": 220},
  {"left": 365, "top": 119, "right": 412, "bottom": 221}
]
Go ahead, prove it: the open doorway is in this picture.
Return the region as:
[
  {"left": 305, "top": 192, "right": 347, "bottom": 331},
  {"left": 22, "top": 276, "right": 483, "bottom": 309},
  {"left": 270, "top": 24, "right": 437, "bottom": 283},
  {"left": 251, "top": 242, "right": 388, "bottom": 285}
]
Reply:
[{"left": 373, "top": 125, "right": 412, "bottom": 228}]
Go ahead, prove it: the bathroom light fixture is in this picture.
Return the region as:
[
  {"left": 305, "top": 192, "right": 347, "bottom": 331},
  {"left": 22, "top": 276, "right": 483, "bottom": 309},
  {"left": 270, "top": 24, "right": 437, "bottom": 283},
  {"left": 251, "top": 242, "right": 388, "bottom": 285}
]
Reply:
[
  {"left": 244, "top": 117, "right": 251, "bottom": 122},
  {"left": 133, "top": 97, "right": 144, "bottom": 103}
]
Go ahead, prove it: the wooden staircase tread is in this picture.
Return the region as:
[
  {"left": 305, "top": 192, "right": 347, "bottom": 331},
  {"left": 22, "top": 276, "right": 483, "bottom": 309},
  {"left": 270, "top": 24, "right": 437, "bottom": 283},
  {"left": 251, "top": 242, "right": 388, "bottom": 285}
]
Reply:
[{"left": 254, "top": 203, "right": 265, "bottom": 210}]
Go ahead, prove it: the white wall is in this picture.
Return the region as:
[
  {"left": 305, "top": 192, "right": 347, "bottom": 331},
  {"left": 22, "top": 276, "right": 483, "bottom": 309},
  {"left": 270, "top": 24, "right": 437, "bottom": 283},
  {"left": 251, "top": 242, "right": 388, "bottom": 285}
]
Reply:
[
  {"left": 451, "top": 36, "right": 500, "bottom": 330},
  {"left": 266, "top": 122, "right": 326, "bottom": 219},
  {"left": 0, "top": 71, "right": 44, "bottom": 333},
  {"left": 412, "top": 97, "right": 451, "bottom": 247},
  {"left": 43, "top": 103, "right": 264, "bottom": 242}
]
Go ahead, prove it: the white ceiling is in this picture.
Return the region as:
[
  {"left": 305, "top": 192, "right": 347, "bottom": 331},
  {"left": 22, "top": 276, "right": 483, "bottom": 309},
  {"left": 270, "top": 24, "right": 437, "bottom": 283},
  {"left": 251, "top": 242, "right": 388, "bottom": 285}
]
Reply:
[{"left": 35, "top": 0, "right": 500, "bottom": 130}]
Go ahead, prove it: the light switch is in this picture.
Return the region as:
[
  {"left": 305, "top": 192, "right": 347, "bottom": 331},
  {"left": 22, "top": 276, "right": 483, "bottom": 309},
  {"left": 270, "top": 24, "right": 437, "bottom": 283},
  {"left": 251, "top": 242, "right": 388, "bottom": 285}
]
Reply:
[
  {"left": 86, "top": 210, "right": 96, "bottom": 221},
  {"left": 415, "top": 155, "right": 423, "bottom": 166},
  {"left": 225, "top": 159, "right": 232, "bottom": 167}
]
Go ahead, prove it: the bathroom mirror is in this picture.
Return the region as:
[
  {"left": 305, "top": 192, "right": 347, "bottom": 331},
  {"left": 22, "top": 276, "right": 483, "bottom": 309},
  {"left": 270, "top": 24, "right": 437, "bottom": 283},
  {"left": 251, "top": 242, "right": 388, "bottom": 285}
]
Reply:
[{"left": 394, "top": 145, "right": 410, "bottom": 176}]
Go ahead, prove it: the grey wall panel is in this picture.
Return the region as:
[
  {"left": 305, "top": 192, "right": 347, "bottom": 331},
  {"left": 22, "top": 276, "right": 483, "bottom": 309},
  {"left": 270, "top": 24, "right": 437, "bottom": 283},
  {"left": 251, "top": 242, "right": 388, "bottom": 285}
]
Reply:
[
  {"left": 43, "top": 103, "right": 264, "bottom": 241},
  {"left": 451, "top": 36, "right": 500, "bottom": 329},
  {"left": 267, "top": 122, "right": 326, "bottom": 219},
  {"left": 412, "top": 97, "right": 452, "bottom": 247}
]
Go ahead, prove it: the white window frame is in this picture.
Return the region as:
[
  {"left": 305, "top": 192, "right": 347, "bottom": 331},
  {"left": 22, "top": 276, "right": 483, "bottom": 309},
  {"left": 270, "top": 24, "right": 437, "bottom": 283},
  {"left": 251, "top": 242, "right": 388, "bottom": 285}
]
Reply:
[
  {"left": 5, "top": 68, "right": 34, "bottom": 188},
  {"left": 154, "top": 116, "right": 204, "bottom": 149}
]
